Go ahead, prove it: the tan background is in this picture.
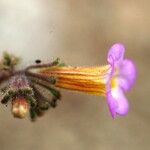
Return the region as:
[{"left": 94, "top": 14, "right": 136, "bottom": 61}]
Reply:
[{"left": 0, "top": 0, "right": 149, "bottom": 150}]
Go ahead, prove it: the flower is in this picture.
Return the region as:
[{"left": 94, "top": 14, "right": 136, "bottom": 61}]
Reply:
[
  {"left": 29, "top": 43, "right": 136, "bottom": 118},
  {"left": 106, "top": 43, "right": 136, "bottom": 118}
]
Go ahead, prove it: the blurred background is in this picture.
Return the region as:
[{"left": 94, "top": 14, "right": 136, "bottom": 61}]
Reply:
[{"left": 0, "top": 0, "right": 149, "bottom": 150}]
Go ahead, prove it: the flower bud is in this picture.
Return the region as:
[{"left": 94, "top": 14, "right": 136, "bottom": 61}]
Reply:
[{"left": 12, "top": 97, "right": 29, "bottom": 119}]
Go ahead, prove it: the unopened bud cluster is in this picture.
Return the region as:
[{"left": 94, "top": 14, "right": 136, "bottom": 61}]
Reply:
[{"left": 1, "top": 74, "right": 34, "bottom": 119}]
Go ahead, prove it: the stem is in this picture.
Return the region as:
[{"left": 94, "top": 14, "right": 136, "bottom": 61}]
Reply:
[
  {"left": 31, "top": 84, "right": 50, "bottom": 103},
  {"left": 25, "top": 71, "right": 56, "bottom": 85},
  {"left": 30, "top": 78, "right": 61, "bottom": 99},
  {"left": 25, "top": 63, "right": 55, "bottom": 71}
]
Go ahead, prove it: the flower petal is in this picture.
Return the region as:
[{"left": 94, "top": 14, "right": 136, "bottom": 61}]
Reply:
[
  {"left": 106, "top": 91, "right": 118, "bottom": 118},
  {"left": 117, "top": 59, "right": 137, "bottom": 91},
  {"left": 107, "top": 43, "right": 125, "bottom": 65},
  {"left": 107, "top": 87, "right": 129, "bottom": 118}
]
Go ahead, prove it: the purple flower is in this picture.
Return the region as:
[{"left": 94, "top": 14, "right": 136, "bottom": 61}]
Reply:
[
  {"left": 35, "top": 43, "right": 136, "bottom": 118},
  {"left": 106, "top": 43, "right": 136, "bottom": 118}
]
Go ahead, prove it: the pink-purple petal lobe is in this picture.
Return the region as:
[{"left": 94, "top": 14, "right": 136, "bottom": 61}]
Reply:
[
  {"left": 107, "top": 43, "right": 125, "bottom": 65},
  {"left": 111, "top": 88, "right": 129, "bottom": 116},
  {"left": 107, "top": 87, "right": 129, "bottom": 118},
  {"left": 106, "top": 91, "right": 118, "bottom": 118},
  {"left": 117, "top": 59, "right": 137, "bottom": 91}
]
